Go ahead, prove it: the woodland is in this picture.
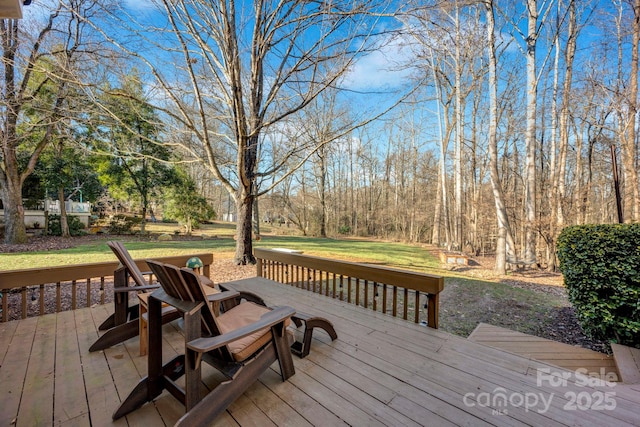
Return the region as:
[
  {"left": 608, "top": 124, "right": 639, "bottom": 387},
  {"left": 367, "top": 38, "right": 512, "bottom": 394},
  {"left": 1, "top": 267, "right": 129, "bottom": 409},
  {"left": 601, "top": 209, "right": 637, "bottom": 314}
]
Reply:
[{"left": 1, "top": 0, "right": 639, "bottom": 270}]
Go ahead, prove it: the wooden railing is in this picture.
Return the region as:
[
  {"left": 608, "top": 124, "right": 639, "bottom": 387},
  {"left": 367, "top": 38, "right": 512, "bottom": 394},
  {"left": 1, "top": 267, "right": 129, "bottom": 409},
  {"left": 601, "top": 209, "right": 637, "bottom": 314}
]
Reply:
[
  {"left": 0, "top": 253, "right": 213, "bottom": 322},
  {"left": 255, "top": 248, "right": 444, "bottom": 328}
]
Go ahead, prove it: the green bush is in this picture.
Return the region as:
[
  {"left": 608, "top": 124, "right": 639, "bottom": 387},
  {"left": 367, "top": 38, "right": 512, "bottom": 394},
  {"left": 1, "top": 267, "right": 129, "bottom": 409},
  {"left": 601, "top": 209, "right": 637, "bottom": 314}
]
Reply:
[
  {"left": 107, "top": 214, "right": 142, "bottom": 234},
  {"left": 47, "top": 214, "right": 86, "bottom": 236},
  {"left": 557, "top": 224, "right": 640, "bottom": 347},
  {"left": 338, "top": 225, "right": 351, "bottom": 235}
]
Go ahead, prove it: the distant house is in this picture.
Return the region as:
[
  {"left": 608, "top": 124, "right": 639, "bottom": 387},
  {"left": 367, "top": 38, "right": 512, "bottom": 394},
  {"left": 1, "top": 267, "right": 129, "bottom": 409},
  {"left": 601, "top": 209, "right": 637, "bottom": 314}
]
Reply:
[{"left": 0, "top": 199, "right": 92, "bottom": 229}]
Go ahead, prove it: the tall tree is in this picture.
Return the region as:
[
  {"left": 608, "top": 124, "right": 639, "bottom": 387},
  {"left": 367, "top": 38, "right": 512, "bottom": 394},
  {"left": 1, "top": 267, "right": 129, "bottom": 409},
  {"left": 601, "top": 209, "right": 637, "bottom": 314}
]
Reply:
[
  {"left": 90, "top": 0, "right": 402, "bottom": 264},
  {"left": 622, "top": 0, "right": 640, "bottom": 221},
  {"left": 0, "top": 1, "right": 90, "bottom": 243},
  {"left": 485, "top": 0, "right": 515, "bottom": 274},
  {"left": 523, "top": 0, "right": 541, "bottom": 265},
  {"left": 94, "top": 75, "right": 176, "bottom": 233},
  {"left": 301, "top": 91, "right": 353, "bottom": 238},
  {"left": 547, "top": 0, "right": 579, "bottom": 271}
]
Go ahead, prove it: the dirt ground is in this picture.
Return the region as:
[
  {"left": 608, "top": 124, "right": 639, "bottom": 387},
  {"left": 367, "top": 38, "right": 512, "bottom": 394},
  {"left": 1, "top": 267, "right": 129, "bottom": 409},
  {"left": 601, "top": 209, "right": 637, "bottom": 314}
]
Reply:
[{"left": 435, "top": 252, "right": 608, "bottom": 353}]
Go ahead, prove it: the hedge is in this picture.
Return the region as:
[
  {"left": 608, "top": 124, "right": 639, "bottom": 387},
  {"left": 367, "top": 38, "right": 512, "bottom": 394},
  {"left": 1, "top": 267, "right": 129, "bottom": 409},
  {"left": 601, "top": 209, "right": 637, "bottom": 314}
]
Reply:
[
  {"left": 47, "top": 214, "right": 86, "bottom": 237},
  {"left": 557, "top": 224, "right": 640, "bottom": 348}
]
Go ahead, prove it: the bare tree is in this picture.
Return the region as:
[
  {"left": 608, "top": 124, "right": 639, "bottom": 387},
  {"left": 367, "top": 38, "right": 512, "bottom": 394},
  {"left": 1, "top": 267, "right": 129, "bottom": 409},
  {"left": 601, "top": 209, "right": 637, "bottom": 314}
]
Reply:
[
  {"left": 621, "top": 0, "right": 640, "bottom": 222},
  {"left": 299, "top": 90, "right": 353, "bottom": 238},
  {"left": 485, "top": 0, "right": 515, "bottom": 274},
  {"left": 523, "top": 0, "right": 542, "bottom": 265},
  {"left": 88, "top": 0, "right": 403, "bottom": 264}
]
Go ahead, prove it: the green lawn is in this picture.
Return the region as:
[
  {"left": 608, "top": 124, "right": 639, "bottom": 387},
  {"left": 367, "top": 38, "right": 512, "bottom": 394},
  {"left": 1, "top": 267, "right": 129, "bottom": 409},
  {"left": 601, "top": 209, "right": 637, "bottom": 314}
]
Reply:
[
  {"left": 0, "top": 227, "right": 570, "bottom": 344},
  {"left": 0, "top": 232, "right": 439, "bottom": 272}
]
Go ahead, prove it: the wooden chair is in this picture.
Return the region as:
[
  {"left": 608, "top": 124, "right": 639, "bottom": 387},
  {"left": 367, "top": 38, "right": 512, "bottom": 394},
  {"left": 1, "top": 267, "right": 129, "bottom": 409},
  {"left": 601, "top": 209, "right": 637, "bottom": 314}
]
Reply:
[
  {"left": 89, "top": 241, "right": 215, "bottom": 352},
  {"left": 113, "top": 260, "right": 296, "bottom": 425},
  {"left": 89, "top": 241, "right": 167, "bottom": 352}
]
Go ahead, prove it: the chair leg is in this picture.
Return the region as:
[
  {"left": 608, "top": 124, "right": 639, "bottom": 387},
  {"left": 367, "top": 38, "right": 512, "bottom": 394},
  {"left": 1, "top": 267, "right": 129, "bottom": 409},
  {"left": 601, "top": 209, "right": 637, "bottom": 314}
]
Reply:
[
  {"left": 176, "top": 345, "right": 281, "bottom": 427},
  {"left": 98, "top": 305, "right": 139, "bottom": 331},
  {"left": 112, "top": 377, "right": 154, "bottom": 420},
  {"left": 139, "top": 310, "right": 147, "bottom": 356},
  {"left": 112, "top": 355, "right": 186, "bottom": 420},
  {"left": 291, "top": 313, "right": 337, "bottom": 358},
  {"left": 89, "top": 320, "right": 139, "bottom": 352},
  {"left": 89, "top": 310, "right": 180, "bottom": 352},
  {"left": 272, "top": 323, "right": 295, "bottom": 380}
]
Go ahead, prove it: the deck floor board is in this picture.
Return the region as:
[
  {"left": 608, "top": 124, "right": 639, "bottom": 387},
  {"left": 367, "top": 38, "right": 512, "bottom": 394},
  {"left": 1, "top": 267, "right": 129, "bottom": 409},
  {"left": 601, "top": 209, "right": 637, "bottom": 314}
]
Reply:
[
  {"left": 0, "top": 278, "right": 638, "bottom": 426},
  {"left": 468, "top": 322, "right": 619, "bottom": 379}
]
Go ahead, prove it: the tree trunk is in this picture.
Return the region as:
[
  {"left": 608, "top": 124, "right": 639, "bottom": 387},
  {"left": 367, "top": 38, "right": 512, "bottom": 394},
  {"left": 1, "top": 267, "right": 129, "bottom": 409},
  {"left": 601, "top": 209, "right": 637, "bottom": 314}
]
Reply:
[
  {"left": 454, "top": 3, "right": 464, "bottom": 252},
  {"left": 319, "top": 153, "right": 328, "bottom": 238},
  {"left": 431, "top": 172, "right": 442, "bottom": 245},
  {"left": 58, "top": 187, "right": 70, "bottom": 237},
  {"left": 1, "top": 20, "right": 27, "bottom": 244},
  {"left": 140, "top": 205, "right": 147, "bottom": 233},
  {"left": 485, "top": 0, "right": 511, "bottom": 274},
  {"left": 622, "top": 0, "right": 640, "bottom": 222},
  {"left": 548, "top": 0, "right": 576, "bottom": 271},
  {"left": 524, "top": 0, "right": 539, "bottom": 266},
  {"left": 186, "top": 215, "right": 192, "bottom": 235},
  {"left": 234, "top": 188, "right": 256, "bottom": 265},
  {"left": 429, "top": 48, "right": 446, "bottom": 247},
  {"left": 253, "top": 195, "right": 260, "bottom": 236},
  {"left": 1, "top": 187, "right": 27, "bottom": 244},
  {"left": 547, "top": 5, "right": 561, "bottom": 271}
]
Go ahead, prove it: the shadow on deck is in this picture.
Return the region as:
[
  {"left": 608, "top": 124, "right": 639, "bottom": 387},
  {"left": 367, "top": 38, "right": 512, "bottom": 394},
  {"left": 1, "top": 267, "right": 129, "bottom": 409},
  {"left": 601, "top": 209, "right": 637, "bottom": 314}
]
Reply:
[{"left": 1, "top": 280, "right": 639, "bottom": 426}]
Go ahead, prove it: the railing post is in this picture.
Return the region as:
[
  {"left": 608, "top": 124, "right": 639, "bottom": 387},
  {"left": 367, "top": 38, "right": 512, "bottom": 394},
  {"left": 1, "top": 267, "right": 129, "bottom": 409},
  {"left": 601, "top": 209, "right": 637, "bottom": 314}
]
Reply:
[{"left": 256, "top": 257, "right": 263, "bottom": 277}]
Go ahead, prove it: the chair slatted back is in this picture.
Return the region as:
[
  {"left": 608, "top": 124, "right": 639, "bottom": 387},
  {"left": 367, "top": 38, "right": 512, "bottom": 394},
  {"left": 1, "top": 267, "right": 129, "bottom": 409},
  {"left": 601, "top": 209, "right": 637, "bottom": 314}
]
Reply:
[
  {"left": 146, "top": 260, "right": 230, "bottom": 359},
  {"left": 107, "top": 241, "right": 149, "bottom": 287},
  {"left": 148, "top": 259, "right": 190, "bottom": 300}
]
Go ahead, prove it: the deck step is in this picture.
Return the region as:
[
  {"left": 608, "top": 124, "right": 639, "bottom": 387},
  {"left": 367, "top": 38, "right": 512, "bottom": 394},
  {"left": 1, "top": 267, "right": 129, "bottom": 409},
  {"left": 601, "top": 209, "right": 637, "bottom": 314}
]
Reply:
[
  {"left": 611, "top": 343, "right": 640, "bottom": 384},
  {"left": 468, "top": 323, "right": 619, "bottom": 381}
]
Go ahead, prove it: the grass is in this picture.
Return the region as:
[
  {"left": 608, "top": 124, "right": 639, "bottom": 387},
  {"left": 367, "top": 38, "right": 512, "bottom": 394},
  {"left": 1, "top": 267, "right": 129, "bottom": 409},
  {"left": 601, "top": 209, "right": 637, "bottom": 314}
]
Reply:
[
  {"left": 1, "top": 223, "right": 569, "bottom": 341},
  {"left": 0, "top": 237, "right": 238, "bottom": 269},
  {"left": 0, "top": 224, "right": 440, "bottom": 271},
  {"left": 438, "top": 276, "right": 566, "bottom": 337}
]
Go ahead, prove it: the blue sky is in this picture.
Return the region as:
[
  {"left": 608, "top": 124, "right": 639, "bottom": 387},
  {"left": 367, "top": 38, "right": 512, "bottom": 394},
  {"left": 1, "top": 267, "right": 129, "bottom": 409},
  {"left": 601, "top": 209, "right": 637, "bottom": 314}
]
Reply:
[{"left": 22, "top": 0, "right": 636, "bottom": 161}]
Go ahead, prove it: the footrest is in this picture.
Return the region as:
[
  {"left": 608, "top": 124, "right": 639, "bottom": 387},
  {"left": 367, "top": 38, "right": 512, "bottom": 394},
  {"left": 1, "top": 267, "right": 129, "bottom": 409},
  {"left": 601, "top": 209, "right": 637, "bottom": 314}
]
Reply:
[{"left": 290, "top": 312, "right": 337, "bottom": 358}]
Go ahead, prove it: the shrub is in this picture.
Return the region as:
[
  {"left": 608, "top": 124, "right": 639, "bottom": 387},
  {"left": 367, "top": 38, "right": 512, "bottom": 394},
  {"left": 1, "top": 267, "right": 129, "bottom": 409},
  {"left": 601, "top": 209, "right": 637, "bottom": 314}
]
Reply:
[
  {"left": 47, "top": 215, "right": 85, "bottom": 236},
  {"left": 338, "top": 225, "right": 351, "bottom": 235},
  {"left": 557, "top": 224, "right": 640, "bottom": 348},
  {"left": 107, "top": 214, "right": 142, "bottom": 235},
  {"left": 164, "top": 186, "right": 215, "bottom": 236}
]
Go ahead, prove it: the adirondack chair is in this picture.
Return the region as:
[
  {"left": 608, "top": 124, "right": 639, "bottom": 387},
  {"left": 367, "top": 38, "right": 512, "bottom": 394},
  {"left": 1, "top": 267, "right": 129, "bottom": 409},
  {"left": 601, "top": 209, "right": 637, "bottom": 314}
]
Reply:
[
  {"left": 89, "top": 241, "right": 165, "bottom": 352},
  {"left": 113, "top": 260, "right": 296, "bottom": 425},
  {"left": 89, "top": 241, "right": 214, "bottom": 352}
]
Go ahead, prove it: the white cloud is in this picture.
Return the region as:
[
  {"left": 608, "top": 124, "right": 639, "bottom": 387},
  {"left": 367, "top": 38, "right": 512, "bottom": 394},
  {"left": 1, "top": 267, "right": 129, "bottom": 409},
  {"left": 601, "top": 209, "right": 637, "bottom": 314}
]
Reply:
[
  {"left": 123, "top": 0, "right": 160, "bottom": 12},
  {"left": 340, "top": 34, "right": 415, "bottom": 92}
]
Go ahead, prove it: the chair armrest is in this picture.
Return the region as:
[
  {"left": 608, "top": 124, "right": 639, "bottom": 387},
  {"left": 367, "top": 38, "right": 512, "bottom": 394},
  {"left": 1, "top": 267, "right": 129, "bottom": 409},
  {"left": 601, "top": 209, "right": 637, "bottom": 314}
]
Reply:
[
  {"left": 186, "top": 306, "right": 296, "bottom": 353},
  {"left": 206, "top": 290, "right": 240, "bottom": 303},
  {"left": 113, "top": 284, "right": 160, "bottom": 293},
  {"left": 218, "top": 285, "right": 266, "bottom": 306},
  {"left": 236, "top": 291, "right": 267, "bottom": 306}
]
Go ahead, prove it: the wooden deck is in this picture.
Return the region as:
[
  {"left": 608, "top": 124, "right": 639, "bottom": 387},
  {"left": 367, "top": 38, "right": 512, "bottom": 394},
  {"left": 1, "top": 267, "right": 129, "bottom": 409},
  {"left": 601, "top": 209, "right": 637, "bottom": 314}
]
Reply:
[
  {"left": 612, "top": 344, "right": 640, "bottom": 384},
  {"left": 1, "top": 277, "right": 640, "bottom": 426},
  {"left": 468, "top": 323, "right": 620, "bottom": 381}
]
